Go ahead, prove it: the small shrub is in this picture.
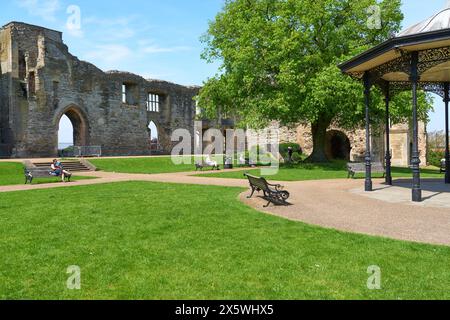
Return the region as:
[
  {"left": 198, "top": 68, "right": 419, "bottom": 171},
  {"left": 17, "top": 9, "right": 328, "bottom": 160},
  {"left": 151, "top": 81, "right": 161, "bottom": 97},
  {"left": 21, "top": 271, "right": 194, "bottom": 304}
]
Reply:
[
  {"left": 280, "top": 143, "right": 302, "bottom": 162},
  {"left": 428, "top": 149, "right": 444, "bottom": 167}
]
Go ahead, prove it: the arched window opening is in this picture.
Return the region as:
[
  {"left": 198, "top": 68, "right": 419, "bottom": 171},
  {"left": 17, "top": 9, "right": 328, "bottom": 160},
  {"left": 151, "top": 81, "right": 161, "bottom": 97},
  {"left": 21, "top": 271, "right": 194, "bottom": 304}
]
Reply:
[
  {"left": 148, "top": 121, "right": 159, "bottom": 151},
  {"left": 58, "top": 114, "right": 74, "bottom": 156}
]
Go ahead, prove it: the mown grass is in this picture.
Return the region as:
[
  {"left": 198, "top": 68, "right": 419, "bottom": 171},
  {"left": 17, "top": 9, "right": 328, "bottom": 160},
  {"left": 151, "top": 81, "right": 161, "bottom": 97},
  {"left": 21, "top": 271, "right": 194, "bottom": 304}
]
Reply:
[
  {"left": 1, "top": 181, "right": 450, "bottom": 299},
  {"left": 0, "top": 162, "right": 95, "bottom": 186},
  {"left": 90, "top": 155, "right": 249, "bottom": 174},
  {"left": 89, "top": 157, "right": 443, "bottom": 181},
  {"left": 90, "top": 156, "right": 197, "bottom": 174},
  {"left": 195, "top": 161, "right": 443, "bottom": 181}
]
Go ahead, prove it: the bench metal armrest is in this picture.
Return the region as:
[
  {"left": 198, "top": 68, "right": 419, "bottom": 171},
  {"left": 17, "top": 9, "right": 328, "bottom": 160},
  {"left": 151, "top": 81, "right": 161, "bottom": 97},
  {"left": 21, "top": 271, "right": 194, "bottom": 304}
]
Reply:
[{"left": 267, "top": 182, "right": 283, "bottom": 191}]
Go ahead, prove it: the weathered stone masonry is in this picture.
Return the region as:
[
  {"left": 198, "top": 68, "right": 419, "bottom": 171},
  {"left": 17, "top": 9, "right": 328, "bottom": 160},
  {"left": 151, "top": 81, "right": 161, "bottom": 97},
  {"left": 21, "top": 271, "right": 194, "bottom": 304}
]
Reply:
[
  {"left": 278, "top": 122, "right": 427, "bottom": 167},
  {"left": 0, "top": 22, "right": 199, "bottom": 158}
]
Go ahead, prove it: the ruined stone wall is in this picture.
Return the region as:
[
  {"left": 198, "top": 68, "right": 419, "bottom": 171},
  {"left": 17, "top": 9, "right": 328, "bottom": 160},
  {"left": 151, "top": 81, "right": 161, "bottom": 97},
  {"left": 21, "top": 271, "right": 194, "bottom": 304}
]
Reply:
[
  {"left": 0, "top": 26, "right": 13, "bottom": 157},
  {"left": 0, "top": 22, "right": 199, "bottom": 158},
  {"left": 290, "top": 124, "right": 384, "bottom": 163},
  {"left": 389, "top": 122, "right": 427, "bottom": 166},
  {"left": 279, "top": 121, "right": 427, "bottom": 166}
]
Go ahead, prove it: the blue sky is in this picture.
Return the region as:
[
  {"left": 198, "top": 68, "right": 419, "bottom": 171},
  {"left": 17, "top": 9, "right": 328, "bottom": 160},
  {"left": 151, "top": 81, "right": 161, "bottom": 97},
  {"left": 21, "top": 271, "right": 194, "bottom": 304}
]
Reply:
[{"left": 0, "top": 0, "right": 448, "bottom": 143}]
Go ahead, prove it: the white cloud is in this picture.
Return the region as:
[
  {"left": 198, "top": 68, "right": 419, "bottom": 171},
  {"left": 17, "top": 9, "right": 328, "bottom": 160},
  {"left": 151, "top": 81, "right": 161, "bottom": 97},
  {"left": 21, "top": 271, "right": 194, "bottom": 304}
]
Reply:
[
  {"left": 82, "top": 16, "right": 138, "bottom": 40},
  {"left": 65, "top": 26, "right": 84, "bottom": 38},
  {"left": 83, "top": 44, "right": 132, "bottom": 68},
  {"left": 141, "top": 45, "right": 192, "bottom": 54},
  {"left": 17, "top": 0, "right": 61, "bottom": 21}
]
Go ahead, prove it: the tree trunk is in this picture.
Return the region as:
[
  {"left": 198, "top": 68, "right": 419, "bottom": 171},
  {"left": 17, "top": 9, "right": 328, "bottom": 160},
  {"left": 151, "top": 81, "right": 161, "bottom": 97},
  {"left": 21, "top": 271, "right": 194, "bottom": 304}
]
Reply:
[{"left": 307, "top": 116, "right": 332, "bottom": 163}]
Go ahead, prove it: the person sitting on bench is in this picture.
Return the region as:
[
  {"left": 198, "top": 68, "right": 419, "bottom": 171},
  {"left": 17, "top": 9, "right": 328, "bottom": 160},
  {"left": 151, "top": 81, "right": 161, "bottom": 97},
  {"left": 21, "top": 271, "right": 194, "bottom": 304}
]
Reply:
[
  {"left": 239, "top": 154, "right": 247, "bottom": 166},
  {"left": 205, "top": 155, "right": 220, "bottom": 170},
  {"left": 51, "top": 159, "right": 71, "bottom": 182}
]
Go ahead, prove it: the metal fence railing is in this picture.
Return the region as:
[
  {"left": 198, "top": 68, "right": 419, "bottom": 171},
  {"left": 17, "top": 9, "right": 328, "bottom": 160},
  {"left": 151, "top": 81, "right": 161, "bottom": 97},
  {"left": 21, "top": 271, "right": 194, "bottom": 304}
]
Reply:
[
  {"left": 150, "top": 143, "right": 163, "bottom": 152},
  {"left": 73, "top": 146, "right": 102, "bottom": 158}
]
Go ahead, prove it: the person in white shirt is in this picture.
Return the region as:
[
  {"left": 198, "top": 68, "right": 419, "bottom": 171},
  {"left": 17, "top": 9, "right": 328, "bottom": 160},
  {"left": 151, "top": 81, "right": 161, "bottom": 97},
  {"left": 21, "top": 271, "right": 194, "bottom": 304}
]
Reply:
[{"left": 205, "top": 155, "right": 219, "bottom": 170}]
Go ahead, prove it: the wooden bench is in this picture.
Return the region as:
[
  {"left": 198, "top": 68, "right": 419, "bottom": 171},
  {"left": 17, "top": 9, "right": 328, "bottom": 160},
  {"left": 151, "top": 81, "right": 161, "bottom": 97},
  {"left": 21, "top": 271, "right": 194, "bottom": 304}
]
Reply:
[
  {"left": 24, "top": 168, "right": 72, "bottom": 184},
  {"left": 244, "top": 173, "right": 290, "bottom": 207},
  {"left": 347, "top": 162, "right": 385, "bottom": 179},
  {"left": 441, "top": 159, "right": 446, "bottom": 174},
  {"left": 195, "top": 161, "right": 220, "bottom": 171}
]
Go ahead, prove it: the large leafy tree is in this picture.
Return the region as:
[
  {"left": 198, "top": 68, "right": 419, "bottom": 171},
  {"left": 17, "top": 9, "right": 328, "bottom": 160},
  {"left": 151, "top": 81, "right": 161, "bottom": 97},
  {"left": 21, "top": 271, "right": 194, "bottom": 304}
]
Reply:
[{"left": 198, "top": 0, "right": 433, "bottom": 162}]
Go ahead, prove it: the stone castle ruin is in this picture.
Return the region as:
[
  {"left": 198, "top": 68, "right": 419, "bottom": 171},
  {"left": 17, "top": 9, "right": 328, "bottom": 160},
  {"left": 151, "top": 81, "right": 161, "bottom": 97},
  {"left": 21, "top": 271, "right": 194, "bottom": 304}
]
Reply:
[
  {"left": 0, "top": 22, "right": 426, "bottom": 165},
  {"left": 0, "top": 22, "right": 199, "bottom": 158}
]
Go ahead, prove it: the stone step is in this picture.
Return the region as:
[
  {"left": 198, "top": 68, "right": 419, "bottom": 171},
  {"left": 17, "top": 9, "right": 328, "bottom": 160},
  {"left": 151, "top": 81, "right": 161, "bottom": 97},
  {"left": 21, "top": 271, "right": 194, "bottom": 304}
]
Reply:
[{"left": 31, "top": 161, "right": 93, "bottom": 172}]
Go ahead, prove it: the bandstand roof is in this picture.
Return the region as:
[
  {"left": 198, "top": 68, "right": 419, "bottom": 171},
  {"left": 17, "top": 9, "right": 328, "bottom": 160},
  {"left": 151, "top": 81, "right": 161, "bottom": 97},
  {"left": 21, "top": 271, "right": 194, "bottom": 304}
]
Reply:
[{"left": 339, "top": 2, "right": 450, "bottom": 95}]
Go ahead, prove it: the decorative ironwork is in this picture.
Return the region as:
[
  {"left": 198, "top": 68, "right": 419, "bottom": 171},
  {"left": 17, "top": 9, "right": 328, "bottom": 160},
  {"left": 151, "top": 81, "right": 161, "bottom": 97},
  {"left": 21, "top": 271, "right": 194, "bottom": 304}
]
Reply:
[
  {"left": 422, "top": 82, "right": 446, "bottom": 97},
  {"left": 369, "top": 51, "right": 411, "bottom": 82},
  {"left": 366, "top": 47, "right": 450, "bottom": 83},
  {"left": 347, "top": 71, "right": 365, "bottom": 80},
  {"left": 418, "top": 46, "right": 450, "bottom": 74},
  {"left": 363, "top": 47, "right": 450, "bottom": 90},
  {"left": 388, "top": 81, "right": 411, "bottom": 92},
  {"left": 385, "top": 81, "right": 445, "bottom": 97}
]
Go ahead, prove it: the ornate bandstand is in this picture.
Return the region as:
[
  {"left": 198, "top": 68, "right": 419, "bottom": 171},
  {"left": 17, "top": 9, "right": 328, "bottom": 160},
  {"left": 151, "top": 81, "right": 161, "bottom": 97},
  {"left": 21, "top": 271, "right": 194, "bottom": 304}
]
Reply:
[{"left": 339, "top": 3, "right": 450, "bottom": 202}]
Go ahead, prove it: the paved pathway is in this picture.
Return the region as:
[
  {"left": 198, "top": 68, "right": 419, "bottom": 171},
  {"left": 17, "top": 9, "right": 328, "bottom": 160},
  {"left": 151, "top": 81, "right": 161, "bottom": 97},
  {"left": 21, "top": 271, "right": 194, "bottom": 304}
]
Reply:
[
  {"left": 240, "top": 178, "right": 450, "bottom": 246},
  {"left": 2, "top": 168, "right": 450, "bottom": 246}
]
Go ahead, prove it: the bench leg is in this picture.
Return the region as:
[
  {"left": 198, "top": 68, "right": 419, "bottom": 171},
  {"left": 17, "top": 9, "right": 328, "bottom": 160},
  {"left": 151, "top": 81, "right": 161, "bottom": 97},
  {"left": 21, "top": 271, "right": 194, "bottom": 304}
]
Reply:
[
  {"left": 247, "top": 187, "right": 256, "bottom": 199},
  {"left": 263, "top": 199, "right": 272, "bottom": 208}
]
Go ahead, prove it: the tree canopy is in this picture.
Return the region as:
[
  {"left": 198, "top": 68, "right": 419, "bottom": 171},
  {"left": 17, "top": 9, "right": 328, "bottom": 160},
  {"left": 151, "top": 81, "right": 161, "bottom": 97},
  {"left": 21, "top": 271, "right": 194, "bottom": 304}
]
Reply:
[{"left": 198, "top": 0, "right": 434, "bottom": 162}]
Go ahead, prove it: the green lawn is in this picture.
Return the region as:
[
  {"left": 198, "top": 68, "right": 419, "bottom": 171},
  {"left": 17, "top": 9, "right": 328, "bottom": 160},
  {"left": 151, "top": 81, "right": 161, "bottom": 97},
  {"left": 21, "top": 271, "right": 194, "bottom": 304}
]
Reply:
[
  {"left": 89, "top": 155, "right": 252, "bottom": 175},
  {"left": 0, "top": 162, "right": 95, "bottom": 186},
  {"left": 90, "top": 156, "right": 197, "bottom": 174},
  {"left": 196, "top": 161, "right": 444, "bottom": 181},
  {"left": 88, "top": 157, "right": 443, "bottom": 181},
  {"left": 1, "top": 181, "right": 450, "bottom": 299}
]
